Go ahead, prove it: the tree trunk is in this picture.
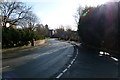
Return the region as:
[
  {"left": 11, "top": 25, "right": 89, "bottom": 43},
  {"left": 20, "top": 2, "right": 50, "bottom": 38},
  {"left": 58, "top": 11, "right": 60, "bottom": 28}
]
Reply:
[{"left": 31, "top": 39, "right": 34, "bottom": 46}]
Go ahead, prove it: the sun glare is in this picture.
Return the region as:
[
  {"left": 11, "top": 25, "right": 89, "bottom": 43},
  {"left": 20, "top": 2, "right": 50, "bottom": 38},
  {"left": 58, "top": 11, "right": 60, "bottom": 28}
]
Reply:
[{"left": 83, "top": 0, "right": 110, "bottom": 7}]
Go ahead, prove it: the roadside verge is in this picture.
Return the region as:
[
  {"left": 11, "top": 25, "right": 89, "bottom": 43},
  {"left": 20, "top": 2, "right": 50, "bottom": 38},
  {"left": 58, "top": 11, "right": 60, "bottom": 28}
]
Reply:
[{"left": 2, "top": 39, "right": 48, "bottom": 59}]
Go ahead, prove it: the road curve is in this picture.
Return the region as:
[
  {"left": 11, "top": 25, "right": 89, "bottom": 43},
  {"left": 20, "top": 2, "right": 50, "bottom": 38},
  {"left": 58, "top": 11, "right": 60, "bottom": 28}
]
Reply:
[{"left": 2, "top": 39, "right": 74, "bottom": 78}]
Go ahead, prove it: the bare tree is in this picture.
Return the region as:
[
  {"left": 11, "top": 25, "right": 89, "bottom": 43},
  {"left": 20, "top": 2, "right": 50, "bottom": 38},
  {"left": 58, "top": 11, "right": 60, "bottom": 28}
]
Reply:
[
  {"left": 54, "top": 26, "right": 65, "bottom": 39},
  {"left": 17, "top": 12, "right": 38, "bottom": 29},
  {"left": 23, "top": 11, "right": 38, "bottom": 46},
  {"left": 24, "top": 11, "right": 38, "bottom": 30},
  {"left": 0, "top": 1, "right": 31, "bottom": 27},
  {"left": 35, "top": 24, "right": 49, "bottom": 37},
  {"left": 73, "top": 6, "right": 83, "bottom": 25},
  {"left": 66, "top": 27, "right": 72, "bottom": 40}
]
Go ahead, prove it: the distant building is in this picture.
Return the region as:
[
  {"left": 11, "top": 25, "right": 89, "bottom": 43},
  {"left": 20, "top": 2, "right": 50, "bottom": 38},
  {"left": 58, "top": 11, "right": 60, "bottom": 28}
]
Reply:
[{"left": 48, "top": 29, "right": 55, "bottom": 37}]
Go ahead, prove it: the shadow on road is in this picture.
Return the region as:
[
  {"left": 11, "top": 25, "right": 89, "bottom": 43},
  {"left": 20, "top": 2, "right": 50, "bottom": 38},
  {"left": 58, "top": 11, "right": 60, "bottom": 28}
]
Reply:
[{"left": 62, "top": 44, "right": 118, "bottom": 78}]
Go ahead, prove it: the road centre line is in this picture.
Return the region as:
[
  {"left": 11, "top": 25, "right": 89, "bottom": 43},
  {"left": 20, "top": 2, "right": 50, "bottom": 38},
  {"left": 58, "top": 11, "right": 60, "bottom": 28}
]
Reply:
[
  {"left": 56, "top": 73, "right": 63, "bottom": 78},
  {"left": 56, "top": 48, "right": 78, "bottom": 78},
  {"left": 67, "top": 64, "right": 71, "bottom": 68},
  {"left": 70, "top": 60, "right": 74, "bottom": 64},
  {"left": 62, "top": 69, "right": 67, "bottom": 73}
]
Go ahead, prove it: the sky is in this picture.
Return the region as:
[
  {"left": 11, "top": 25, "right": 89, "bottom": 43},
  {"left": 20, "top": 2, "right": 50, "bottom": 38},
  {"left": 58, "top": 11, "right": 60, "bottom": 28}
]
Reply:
[{"left": 17, "top": 0, "right": 119, "bottom": 30}]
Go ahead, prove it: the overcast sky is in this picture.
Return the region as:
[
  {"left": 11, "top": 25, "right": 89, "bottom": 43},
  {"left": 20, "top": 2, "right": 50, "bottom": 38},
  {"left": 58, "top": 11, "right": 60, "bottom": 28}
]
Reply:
[{"left": 18, "top": 0, "right": 119, "bottom": 30}]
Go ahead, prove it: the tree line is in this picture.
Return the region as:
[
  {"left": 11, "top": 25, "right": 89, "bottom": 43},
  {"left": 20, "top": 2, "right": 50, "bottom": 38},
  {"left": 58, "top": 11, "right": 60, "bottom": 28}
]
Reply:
[
  {"left": 78, "top": 2, "right": 120, "bottom": 53},
  {"left": 53, "top": 26, "right": 79, "bottom": 42},
  {"left": 0, "top": 1, "right": 49, "bottom": 48}
]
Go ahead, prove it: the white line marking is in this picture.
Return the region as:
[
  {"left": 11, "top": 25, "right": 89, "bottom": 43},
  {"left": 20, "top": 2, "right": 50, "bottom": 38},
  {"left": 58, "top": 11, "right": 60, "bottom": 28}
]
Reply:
[
  {"left": 99, "top": 54, "right": 103, "bottom": 56},
  {"left": 67, "top": 65, "right": 71, "bottom": 68},
  {"left": 74, "top": 56, "right": 77, "bottom": 59},
  {"left": 56, "top": 73, "right": 63, "bottom": 78},
  {"left": 73, "top": 59, "right": 75, "bottom": 61},
  {"left": 77, "top": 49, "right": 78, "bottom": 55},
  {"left": 56, "top": 47, "right": 78, "bottom": 78},
  {"left": 62, "top": 69, "right": 67, "bottom": 73},
  {"left": 73, "top": 58, "right": 75, "bottom": 60},
  {"left": 71, "top": 60, "right": 74, "bottom": 64},
  {"left": 99, "top": 51, "right": 103, "bottom": 55},
  {"left": 105, "top": 52, "right": 110, "bottom": 56},
  {"left": 111, "top": 57, "right": 118, "bottom": 62}
]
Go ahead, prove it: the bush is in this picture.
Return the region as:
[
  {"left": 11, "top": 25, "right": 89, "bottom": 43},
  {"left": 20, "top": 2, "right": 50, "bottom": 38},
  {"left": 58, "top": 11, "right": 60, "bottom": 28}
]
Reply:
[
  {"left": 2, "top": 27, "right": 39, "bottom": 48},
  {"left": 34, "top": 35, "right": 45, "bottom": 40}
]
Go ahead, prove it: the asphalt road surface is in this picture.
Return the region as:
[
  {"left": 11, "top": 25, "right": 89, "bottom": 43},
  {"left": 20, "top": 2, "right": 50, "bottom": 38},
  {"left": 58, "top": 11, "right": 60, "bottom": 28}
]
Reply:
[
  {"left": 2, "top": 39, "right": 119, "bottom": 79},
  {"left": 62, "top": 45, "right": 119, "bottom": 78},
  {"left": 2, "top": 39, "right": 74, "bottom": 78}
]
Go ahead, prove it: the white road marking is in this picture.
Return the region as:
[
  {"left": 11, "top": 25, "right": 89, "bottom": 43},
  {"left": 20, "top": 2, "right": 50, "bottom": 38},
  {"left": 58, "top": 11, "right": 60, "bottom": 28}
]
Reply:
[
  {"left": 56, "top": 73, "right": 63, "bottom": 78},
  {"left": 67, "top": 65, "right": 71, "bottom": 68},
  {"left": 99, "top": 51, "right": 103, "bottom": 55},
  {"left": 70, "top": 60, "right": 74, "bottom": 64},
  {"left": 56, "top": 48, "right": 78, "bottom": 78},
  {"left": 99, "top": 51, "right": 110, "bottom": 56},
  {"left": 99, "top": 54, "right": 103, "bottom": 56},
  {"left": 73, "top": 59, "right": 75, "bottom": 61},
  {"left": 74, "top": 56, "right": 77, "bottom": 59},
  {"left": 77, "top": 49, "right": 79, "bottom": 55},
  {"left": 111, "top": 57, "right": 118, "bottom": 62},
  {"left": 105, "top": 52, "right": 110, "bottom": 56},
  {"left": 62, "top": 69, "right": 67, "bottom": 73}
]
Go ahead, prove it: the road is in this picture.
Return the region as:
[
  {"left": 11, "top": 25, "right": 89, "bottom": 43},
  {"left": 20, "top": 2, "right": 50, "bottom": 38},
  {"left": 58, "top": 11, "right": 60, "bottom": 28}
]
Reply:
[
  {"left": 62, "top": 45, "right": 119, "bottom": 78},
  {"left": 2, "top": 39, "right": 119, "bottom": 79},
  {"left": 2, "top": 39, "right": 74, "bottom": 78}
]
